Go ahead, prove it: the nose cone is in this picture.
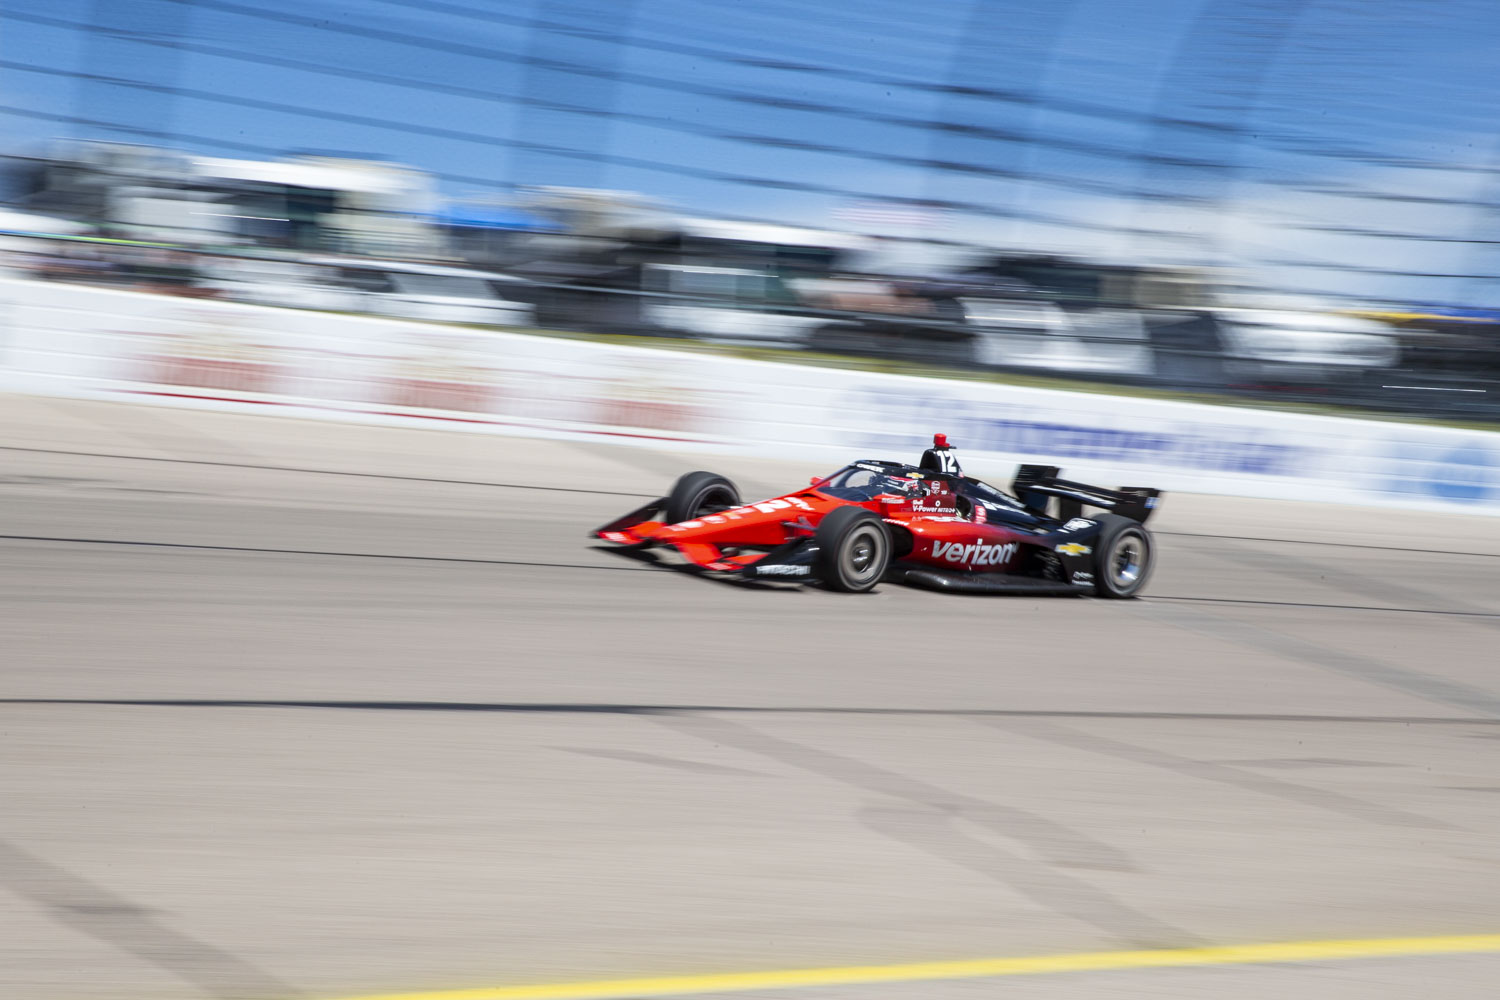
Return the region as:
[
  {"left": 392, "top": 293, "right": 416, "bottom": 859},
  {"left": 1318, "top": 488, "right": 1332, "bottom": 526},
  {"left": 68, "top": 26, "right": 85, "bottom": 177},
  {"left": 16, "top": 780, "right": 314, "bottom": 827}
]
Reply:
[{"left": 660, "top": 495, "right": 820, "bottom": 544}]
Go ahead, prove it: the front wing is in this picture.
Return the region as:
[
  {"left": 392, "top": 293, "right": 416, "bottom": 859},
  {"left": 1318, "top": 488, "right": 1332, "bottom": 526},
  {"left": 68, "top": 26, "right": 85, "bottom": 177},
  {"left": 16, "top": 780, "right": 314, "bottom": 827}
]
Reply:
[{"left": 592, "top": 503, "right": 820, "bottom": 579}]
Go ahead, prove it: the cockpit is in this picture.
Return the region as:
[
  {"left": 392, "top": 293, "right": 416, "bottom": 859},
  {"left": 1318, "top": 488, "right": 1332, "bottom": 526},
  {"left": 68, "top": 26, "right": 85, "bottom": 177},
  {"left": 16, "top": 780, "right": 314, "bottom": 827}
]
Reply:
[
  {"left": 813, "top": 464, "right": 927, "bottom": 502},
  {"left": 813, "top": 462, "right": 1031, "bottom": 515}
]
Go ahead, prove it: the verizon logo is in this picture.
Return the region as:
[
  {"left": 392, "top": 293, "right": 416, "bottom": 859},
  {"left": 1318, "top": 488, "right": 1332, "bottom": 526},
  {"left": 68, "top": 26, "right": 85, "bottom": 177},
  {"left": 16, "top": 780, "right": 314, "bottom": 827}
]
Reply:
[{"left": 930, "top": 540, "right": 1017, "bottom": 566}]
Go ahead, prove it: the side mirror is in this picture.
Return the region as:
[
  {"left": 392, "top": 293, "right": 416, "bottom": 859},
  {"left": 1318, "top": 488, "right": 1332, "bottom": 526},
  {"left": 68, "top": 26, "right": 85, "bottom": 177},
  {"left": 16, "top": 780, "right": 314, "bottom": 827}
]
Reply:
[{"left": 809, "top": 475, "right": 822, "bottom": 485}]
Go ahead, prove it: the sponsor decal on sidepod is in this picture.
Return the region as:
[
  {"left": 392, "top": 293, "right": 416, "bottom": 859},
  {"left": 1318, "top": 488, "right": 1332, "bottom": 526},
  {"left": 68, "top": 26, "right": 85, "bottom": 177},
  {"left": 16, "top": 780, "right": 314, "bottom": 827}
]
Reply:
[{"left": 931, "top": 539, "right": 1018, "bottom": 566}]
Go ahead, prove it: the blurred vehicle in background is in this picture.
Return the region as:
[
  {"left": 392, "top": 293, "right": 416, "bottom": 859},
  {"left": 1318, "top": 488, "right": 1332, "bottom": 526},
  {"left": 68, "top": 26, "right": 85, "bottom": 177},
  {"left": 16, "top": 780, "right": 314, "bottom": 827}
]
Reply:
[
  {"left": 799, "top": 275, "right": 974, "bottom": 364},
  {"left": 1134, "top": 307, "right": 1402, "bottom": 390},
  {"left": 951, "top": 253, "right": 1202, "bottom": 379},
  {"left": 639, "top": 263, "right": 832, "bottom": 346},
  {"left": 8, "top": 141, "right": 441, "bottom": 256},
  {"left": 510, "top": 215, "right": 868, "bottom": 345},
  {"left": 12, "top": 236, "right": 207, "bottom": 295},
  {"left": 193, "top": 256, "right": 348, "bottom": 310},
  {"left": 956, "top": 252, "right": 1212, "bottom": 311},
  {"left": 1211, "top": 309, "right": 1400, "bottom": 385},
  {"left": 314, "top": 258, "right": 536, "bottom": 327},
  {"left": 201, "top": 255, "right": 536, "bottom": 327},
  {"left": 947, "top": 255, "right": 1398, "bottom": 390},
  {"left": 963, "top": 299, "right": 1155, "bottom": 377}
]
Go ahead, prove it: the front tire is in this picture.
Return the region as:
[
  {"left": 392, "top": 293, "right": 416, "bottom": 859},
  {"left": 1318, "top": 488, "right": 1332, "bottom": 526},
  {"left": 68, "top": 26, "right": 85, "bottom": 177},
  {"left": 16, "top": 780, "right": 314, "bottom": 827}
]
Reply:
[
  {"left": 665, "top": 471, "right": 740, "bottom": 524},
  {"left": 1090, "top": 514, "right": 1154, "bottom": 598},
  {"left": 814, "top": 507, "right": 890, "bottom": 593}
]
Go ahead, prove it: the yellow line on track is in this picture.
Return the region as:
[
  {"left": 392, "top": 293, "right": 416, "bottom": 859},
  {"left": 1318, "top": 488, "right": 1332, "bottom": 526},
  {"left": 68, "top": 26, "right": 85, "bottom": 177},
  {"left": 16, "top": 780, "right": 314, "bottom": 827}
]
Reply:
[{"left": 332, "top": 933, "right": 1500, "bottom": 1000}]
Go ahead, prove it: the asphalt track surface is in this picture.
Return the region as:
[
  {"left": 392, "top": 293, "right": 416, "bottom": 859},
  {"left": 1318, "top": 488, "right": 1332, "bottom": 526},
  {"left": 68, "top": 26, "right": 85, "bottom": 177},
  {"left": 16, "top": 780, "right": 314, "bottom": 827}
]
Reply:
[{"left": 4, "top": 394, "right": 1500, "bottom": 1000}]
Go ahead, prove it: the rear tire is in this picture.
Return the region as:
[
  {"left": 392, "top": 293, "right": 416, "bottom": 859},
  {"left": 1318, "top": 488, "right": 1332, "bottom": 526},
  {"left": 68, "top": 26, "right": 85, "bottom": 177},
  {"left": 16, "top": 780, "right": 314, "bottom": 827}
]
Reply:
[
  {"left": 814, "top": 507, "right": 890, "bottom": 593},
  {"left": 1090, "top": 514, "right": 1153, "bottom": 598},
  {"left": 665, "top": 471, "right": 740, "bottom": 524}
]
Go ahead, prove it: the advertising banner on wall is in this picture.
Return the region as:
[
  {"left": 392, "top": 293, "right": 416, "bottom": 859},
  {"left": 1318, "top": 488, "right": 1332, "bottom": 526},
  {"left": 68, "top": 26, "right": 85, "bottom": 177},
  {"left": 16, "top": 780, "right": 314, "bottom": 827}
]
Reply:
[{"left": 2, "top": 278, "right": 1496, "bottom": 514}]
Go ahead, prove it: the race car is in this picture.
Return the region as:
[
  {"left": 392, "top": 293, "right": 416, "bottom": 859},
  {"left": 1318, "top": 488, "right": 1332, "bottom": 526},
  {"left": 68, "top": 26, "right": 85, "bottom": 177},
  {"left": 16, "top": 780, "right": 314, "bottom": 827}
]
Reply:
[{"left": 593, "top": 434, "right": 1161, "bottom": 597}]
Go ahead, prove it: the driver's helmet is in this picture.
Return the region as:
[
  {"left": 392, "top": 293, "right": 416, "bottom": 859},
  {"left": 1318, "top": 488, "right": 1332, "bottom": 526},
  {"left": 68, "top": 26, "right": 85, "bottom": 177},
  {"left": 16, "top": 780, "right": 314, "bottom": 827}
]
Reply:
[{"left": 919, "top": 433, "right": 962, "bottom": 475}]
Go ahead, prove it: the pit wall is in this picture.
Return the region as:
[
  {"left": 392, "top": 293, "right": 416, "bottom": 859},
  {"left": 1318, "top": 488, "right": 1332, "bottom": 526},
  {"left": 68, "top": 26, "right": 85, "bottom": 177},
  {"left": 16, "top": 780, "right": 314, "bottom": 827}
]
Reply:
[{"left": 2, "top": 277, "right": 1497, "bottom": 514}]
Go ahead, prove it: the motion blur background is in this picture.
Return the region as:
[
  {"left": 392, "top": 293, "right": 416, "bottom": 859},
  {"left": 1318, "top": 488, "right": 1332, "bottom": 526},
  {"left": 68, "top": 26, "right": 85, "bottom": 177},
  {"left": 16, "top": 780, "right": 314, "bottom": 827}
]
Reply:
[
  {"left": 7, "top": 5, "right": 1500, "bottom": 1000},
  {"left": 3, "top": 0, "right": 1500, "bottom": 418}
]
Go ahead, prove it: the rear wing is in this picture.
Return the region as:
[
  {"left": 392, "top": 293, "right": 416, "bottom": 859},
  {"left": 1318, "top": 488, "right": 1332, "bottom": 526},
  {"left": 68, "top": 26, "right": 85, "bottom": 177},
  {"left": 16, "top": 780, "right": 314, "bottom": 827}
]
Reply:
[{"left": 1010, "top": 464, "right": 1161, "bottom": 524}]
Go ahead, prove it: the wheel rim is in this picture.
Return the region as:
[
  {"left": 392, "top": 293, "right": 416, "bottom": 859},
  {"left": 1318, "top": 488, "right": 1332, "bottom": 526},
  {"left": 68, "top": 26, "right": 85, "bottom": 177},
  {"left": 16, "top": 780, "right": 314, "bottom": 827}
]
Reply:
[
  {"left": 1110, "top": 534, "right": 1145, "bottom": 588},
  {"left": 843, "top": 525, "right": 885, "bottom": 584}
]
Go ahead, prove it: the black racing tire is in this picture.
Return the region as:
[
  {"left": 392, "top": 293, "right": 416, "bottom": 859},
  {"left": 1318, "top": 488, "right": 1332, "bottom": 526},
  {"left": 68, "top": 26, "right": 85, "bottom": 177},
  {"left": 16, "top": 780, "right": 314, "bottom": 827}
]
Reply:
[
  {"left": 665, "top": 471, "right": 740, "bottom": 524},
  {"left": 814, "top": 506, "right": 890, "bottom": 593},
  {"left": 1089, "top": 514, "right": 1154, "bottom": 598}
]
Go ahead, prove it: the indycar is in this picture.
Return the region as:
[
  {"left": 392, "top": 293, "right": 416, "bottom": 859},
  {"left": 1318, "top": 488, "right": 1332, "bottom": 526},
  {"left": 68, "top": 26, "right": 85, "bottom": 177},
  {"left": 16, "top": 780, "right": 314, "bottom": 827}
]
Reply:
[{"left": 593, "top": 434, "right": 1160, "bottom": 596}]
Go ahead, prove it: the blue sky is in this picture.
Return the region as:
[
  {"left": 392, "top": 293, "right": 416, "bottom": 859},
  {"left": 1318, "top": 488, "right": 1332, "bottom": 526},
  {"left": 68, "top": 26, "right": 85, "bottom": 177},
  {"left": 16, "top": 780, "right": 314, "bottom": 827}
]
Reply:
[{"left": 2, "top": 0, "right": 1498, "bottom": 305}]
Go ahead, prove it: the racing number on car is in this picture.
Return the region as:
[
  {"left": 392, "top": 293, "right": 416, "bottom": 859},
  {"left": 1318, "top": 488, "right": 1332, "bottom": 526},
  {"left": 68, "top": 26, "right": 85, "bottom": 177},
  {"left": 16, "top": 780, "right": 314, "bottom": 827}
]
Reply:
[{"left": 934, "top": 450, "right": 959, "bottom": 473}]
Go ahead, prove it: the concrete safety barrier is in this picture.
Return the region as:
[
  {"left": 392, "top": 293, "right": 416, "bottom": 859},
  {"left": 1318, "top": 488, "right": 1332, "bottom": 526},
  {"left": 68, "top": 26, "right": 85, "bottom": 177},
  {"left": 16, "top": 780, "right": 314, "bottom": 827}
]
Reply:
[{"left": 2, "top": 277, "right": 1498, "bottom": 514}]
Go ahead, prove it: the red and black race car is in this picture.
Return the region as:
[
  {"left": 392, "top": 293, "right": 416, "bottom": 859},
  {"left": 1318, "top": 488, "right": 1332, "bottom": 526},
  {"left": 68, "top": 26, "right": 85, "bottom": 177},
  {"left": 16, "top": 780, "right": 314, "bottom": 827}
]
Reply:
[{"left": 594, "top": 435, "right": 1161, "bottom": 596}]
